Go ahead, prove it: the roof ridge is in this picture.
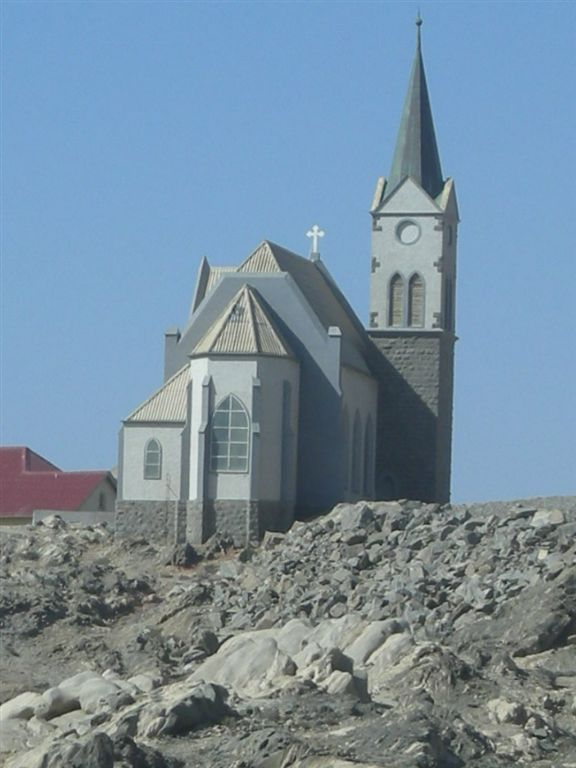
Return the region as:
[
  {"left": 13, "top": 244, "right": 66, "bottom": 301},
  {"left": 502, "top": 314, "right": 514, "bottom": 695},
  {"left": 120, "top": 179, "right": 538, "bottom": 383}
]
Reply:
[
  {"left": 245, "top": 286, "right": 260, "bottom": 351},
  {"left": 237, "top": 241, "right": 282, "bottom": 273}
]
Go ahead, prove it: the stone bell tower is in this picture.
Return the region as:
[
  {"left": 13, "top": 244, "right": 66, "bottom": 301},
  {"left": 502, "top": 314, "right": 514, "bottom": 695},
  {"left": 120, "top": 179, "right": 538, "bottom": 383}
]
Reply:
[{"left": 368, "top": 18, "right": 459, "bottom": 503}]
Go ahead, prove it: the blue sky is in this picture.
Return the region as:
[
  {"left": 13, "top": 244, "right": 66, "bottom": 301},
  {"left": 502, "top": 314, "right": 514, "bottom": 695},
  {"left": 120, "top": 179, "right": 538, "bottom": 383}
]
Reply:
[{"left": 1, "top": 1, "right": 574, "bottom": 502}]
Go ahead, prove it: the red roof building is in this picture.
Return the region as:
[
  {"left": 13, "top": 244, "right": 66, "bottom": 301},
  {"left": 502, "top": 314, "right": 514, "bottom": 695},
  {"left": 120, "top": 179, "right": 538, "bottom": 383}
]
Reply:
[{"left": 0, "top": 447, "right": 116, "bottom": 521}]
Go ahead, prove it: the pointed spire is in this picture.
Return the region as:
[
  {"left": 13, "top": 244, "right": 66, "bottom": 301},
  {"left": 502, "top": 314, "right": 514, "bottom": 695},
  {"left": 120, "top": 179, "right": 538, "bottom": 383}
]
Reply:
[{"left": 387, "top": 16, "right": 444, "bottom": 200}]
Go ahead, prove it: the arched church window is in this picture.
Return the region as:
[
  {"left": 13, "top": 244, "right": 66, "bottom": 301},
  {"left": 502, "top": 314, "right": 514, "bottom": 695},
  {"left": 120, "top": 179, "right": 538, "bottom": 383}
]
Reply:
[
  {"left": 408, "top": 274, "right": 425, "bottom": 327},
  {"left": 210, "top": 395, "right": 250, "bottom": 472},
  {"left": 143, "top": 438, "right": 162, "bottom": 480},
  {"left": 342, "top": 405, "right": 350, "bottom": 491},
  {"left": 351, "top": 410, "right": 362, "bottom": 494},
  {"left": 363, "top": 416, "right": 374, "bottom": 497},
  {"left": 389, "top": 274, "right": 405, "bottom": 327}
]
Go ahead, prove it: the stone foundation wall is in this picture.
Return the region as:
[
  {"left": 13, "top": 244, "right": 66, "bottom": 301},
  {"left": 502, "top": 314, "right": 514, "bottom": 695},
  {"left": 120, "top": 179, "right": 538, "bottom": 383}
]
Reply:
[
  {"left": 116, "top": 499, "right": 293, "bottom": 546},
  {"left": 369, "top": 331, "right": 455, "bottom": 503},
  {"left": 115, "top": 501, "right": 178, "bottom": 542}
]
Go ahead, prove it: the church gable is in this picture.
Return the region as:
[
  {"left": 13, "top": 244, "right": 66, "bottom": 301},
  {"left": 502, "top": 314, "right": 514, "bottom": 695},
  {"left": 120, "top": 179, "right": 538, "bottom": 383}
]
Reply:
[
  {"left": 238, "top": 241, "right": 282, "bottom": 273},
  {"left": 192, "top": 284, "right": 293, "bottom": 358},
  {"left": 376, "top": 176, "right": 442, "bottom": 215},
  {"left": 190, "top": 257, "right": 237, "bottom": 316}
]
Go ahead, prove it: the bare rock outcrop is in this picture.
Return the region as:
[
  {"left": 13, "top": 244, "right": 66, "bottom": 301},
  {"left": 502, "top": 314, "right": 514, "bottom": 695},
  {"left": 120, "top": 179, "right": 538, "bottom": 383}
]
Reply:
[{"left": 1, "top": 496, "right": 575, "bottom": 767}]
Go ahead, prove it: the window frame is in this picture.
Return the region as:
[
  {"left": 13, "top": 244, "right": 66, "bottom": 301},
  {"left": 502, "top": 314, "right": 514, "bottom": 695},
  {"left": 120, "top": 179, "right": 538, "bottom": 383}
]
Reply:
[
  {"left": 143, "top": 438, "right": 162, "bottom": 480},
  {"left": 209, "top": 395, "right": 250, "bottom": 474},
  {"left": 407, "top": 272, "right": 425, "bottom": 328},
  {"left": 388, "top": 272, "right": 405, "bottom": 328}
]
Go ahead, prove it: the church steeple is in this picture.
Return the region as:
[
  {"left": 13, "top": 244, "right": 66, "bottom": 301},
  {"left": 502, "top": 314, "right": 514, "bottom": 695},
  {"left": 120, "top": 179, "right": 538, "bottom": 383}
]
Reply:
[
  {"left": 387, "top": 16, "right": 444, "bottom": 200},
  {"left": 368, "top": 18, "right": 458, "bottom": 504}
]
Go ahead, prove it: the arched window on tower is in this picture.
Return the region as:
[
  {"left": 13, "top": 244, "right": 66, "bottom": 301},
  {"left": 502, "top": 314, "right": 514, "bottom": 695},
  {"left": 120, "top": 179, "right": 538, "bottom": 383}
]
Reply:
[
  {"left": 210, "top": 395, "right": 250, "bottom": 472},
  {"left": 408, "top": 273, "right": 425, "bottom": 327},
  {"left": 351, "top": 410, "right": 362, "bottom": 494},
  {"left": 143, "top": 438, "right": 162, "bottom": 480},
  {"left": 389, "top": 274, "right": 405, "bottom": 327}
]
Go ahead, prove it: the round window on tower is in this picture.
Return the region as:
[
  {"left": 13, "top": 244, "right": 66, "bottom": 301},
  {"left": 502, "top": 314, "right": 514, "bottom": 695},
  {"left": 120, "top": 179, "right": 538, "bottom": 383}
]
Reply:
[{"left": 396, "top": 220, "right": 421, "bottom": 245}]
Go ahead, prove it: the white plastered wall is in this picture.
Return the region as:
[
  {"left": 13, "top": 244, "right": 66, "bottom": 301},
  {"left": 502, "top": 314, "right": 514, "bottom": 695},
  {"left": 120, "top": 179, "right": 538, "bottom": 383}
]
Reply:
[
  {"left": 254, "top": 356, "right": 300, "bottom": 503},
  {"left": 370, "top": 178, "right": 445, "bottom": 330},
  {"left": 188, "top": 355, "right": 300, "bottom": 505},
  {"left": 203, "top": 358, "right": 257, "bottom": 502},
  {"left": 80, "top": 478, "right": 116, "bottom": 512},
  {"left": 121, "top": 423, "right": 184, "bottom": 501}
]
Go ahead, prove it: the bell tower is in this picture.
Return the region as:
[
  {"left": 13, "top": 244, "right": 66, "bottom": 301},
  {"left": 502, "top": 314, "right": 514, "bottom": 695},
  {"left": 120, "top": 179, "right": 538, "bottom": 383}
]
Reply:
[{"left": 369, "top": 17, "right": 458, "bottom": 503}]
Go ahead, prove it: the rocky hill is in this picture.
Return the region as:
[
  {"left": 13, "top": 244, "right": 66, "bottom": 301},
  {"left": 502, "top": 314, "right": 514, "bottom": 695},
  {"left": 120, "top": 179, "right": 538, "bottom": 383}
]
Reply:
[{"left": 1, "top": 496, "right": 575, "bottom": 768}]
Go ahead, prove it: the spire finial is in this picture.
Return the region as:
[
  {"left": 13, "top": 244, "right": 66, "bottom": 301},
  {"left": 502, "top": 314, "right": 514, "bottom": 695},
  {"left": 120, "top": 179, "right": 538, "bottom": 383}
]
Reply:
[{"left": 416, "top": 11, "right": 423, "bottom": 48}]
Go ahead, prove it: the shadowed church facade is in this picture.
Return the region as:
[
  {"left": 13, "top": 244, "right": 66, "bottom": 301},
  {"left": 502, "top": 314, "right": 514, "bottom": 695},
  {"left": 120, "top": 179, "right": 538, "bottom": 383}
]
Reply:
[{"left": 116, "top": 22, "right": 459, "bottom": 544}]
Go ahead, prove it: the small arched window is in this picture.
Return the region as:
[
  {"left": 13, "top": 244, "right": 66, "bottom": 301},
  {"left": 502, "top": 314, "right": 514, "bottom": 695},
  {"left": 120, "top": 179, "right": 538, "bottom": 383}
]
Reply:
[
  {"left": 144, "top": 438, "right": 162, "bottom": 480},
  {"left": 351, "top": 410, "right": 362, "bottom": 494},
  {"left": 408, "top": 273, "right": 425, "bottom": 327},
  {"left": 98, "top": 492, "right": 106, "bottom": 511},
  {"left": 363, "top": 416, "right": 374, "bottom": 497},
  {"left": 389, "top": 274, "right": 405, "bottom": 327},
  {"left": 210, "top": 395, "right": 250, "bottom": 472}
]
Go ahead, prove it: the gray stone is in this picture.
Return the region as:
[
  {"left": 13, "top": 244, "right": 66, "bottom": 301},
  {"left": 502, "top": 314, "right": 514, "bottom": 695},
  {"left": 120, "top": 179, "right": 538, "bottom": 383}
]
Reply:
[
  {"left": 69, "top": 733, "right": 114, "bottom": 768},
  {"left": 345, "top": 619, "right": 403, "bottom": 666},
  {"left": 0, "top": 692, "right": 43, "bottom": 722},
  {"left": 330, "top": 503, "right": 374, "bottom": 531},
  {"left": 156, "top": 683, "right": 229, "bottom": 736},
  {"left": 531, "top": 508, "right": 566, "bottom": 528}
]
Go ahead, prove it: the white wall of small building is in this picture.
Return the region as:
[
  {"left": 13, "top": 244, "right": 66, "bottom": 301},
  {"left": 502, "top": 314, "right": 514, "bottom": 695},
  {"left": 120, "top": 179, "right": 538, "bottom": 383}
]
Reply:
[
  {"left": 121, "top": 423, "right": 184, "bottom": 501},
  {"left": 79, "top": 477, "right": 117, "bottom": 512}
]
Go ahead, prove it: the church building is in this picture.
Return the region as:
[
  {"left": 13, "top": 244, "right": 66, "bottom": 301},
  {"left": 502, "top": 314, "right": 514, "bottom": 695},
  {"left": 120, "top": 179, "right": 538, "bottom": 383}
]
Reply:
[{"left": 116, "top": 21, "right": 458, "bottom": 544}]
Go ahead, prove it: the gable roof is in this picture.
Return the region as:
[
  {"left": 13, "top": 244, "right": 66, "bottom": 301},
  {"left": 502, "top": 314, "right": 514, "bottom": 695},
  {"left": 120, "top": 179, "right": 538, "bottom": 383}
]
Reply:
[
  {"left": 125, "top": 364, "right": 189, "bottom": 423},
  {"left": 237, "top": 241, "right": 282, "bottom": 273},
  {"left": 192, "top": 284, "right": 293, "bottom": 358},
  {"left": 184, "top": 240, "right": 373, "bottom": 376},
  {"left": 239, "top": 241, "right": 369, "bottom": 346},
  {"left": 0, "top": 446, "right": 114, "bottom": 518}
]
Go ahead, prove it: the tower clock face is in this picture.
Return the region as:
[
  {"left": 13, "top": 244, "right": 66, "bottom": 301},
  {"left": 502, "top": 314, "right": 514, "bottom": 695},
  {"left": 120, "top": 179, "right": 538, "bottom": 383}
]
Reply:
[{"left": 396, "top": 220, "right": 421, "bottom": 245}]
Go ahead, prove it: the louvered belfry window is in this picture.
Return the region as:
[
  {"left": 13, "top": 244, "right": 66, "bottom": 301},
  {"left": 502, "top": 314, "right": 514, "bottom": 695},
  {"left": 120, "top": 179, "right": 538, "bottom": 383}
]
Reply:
[
  {"left": 408, "top": 274, "right": 425, "bottom": 327},
  {"left": 389, "top": 274, "right": 405, "bottom": 327},
  {"left": 210, "top": 395, "right": 250, "bottom": 472}
]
